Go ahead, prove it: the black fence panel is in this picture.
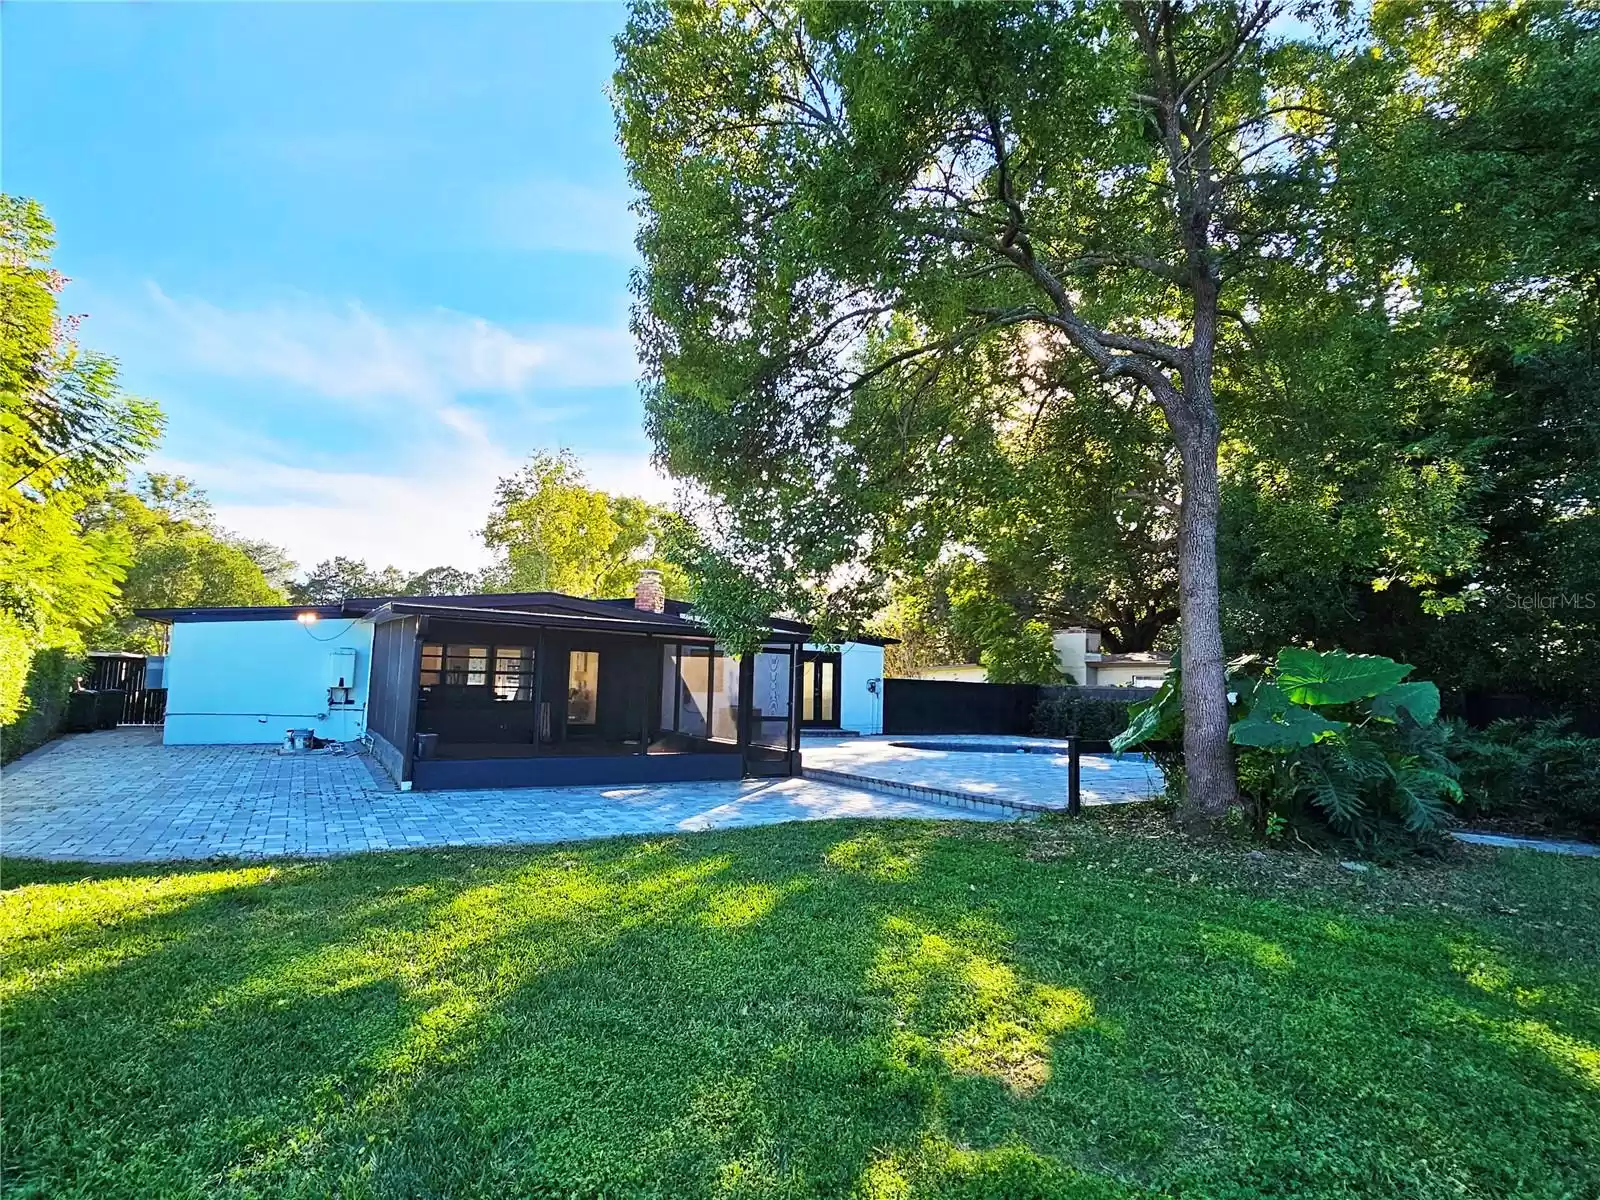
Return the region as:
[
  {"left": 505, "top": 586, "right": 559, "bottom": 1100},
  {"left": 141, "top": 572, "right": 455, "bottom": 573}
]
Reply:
[
  {"left": 882, "top": 679, "right": 1040, "bottom": 735},
  {"left": 122, "top": 689, "right": 168, "bottom": 725},
  {"left": 83, "top": 654, "right": 166, "bottom": 726}
]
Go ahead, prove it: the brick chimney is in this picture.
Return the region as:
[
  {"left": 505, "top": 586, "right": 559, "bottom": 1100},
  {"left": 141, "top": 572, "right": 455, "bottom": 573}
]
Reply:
[{"left": 634, "top": 568, "right": 666, "bottom": 613}]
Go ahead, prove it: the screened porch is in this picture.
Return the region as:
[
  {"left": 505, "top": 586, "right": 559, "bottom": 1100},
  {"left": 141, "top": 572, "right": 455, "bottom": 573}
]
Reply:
[{"left": 364, "top": 601, "right": 802, "bottom": 790}]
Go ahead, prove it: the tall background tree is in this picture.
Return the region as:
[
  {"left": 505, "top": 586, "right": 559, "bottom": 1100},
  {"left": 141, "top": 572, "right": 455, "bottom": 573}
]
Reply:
[
  {"left": 480, "top": 449, "right": 688, "bottom": 599},
  {"left": 616, "top": 0, "right": 1376, "bottom": 822},
  {"left": 83, "top": 474, "right": 287, "bottom": 652},
  {"left": 617, "top": 0, "right": 1600, "bottom": 823},
  {"left": 288, "top": 558, "right": 488, "bottom": 605},
  {"left": 1, "top": 195, "right": 162, "bottom": 756}
]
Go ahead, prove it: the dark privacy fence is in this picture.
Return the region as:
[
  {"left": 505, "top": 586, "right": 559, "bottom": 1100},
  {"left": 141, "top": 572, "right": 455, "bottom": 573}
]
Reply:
[
  {"left": 882, "top": 680, "right": 1154, "bottom": 737},
  {"left": 881, "top": 679, "right": 1042, "bottom": 735},
  {"left": 84, "top": 654, "right": 167, "bottom": 726}
]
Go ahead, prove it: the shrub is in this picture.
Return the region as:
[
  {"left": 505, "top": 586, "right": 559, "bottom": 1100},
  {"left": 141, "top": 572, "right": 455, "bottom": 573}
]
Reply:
[
  {"left": 0, "top": 642, "right": 83, "bottom": 764},
  {"left": 1113, "top": 648, "right": 1461, "bottom": 849},
  {"left": 1032, "top": 691, "right": 1133, "bottom": 743},
  {"left": 1450, "top": 717, "right": 1600, "bottom": 836}
]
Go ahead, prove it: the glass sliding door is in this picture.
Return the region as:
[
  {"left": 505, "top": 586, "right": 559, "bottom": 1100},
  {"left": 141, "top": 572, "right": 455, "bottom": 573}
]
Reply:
[{"left": 798, "top": 650, "right": 841, "bottom": 728}]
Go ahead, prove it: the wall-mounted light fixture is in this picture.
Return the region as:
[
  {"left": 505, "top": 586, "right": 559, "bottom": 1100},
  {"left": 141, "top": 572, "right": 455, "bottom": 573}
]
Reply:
[{"left": 296, "top": 611, "right": 320, "bottom": 625}]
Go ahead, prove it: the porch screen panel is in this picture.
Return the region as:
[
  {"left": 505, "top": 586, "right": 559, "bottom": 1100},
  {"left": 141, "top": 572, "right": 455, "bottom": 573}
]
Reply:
[
  {"left": 709, "top": 650, "right": 740, "bottom": 742},
  {"left": 660, "top": 647, "right": 679, "bottom": 731},
  {"left": 676, "top": 646, "right": 710, "bottom": 736},
  {"left": 750, "top": 647, "right": 794, "bottom": 749}
]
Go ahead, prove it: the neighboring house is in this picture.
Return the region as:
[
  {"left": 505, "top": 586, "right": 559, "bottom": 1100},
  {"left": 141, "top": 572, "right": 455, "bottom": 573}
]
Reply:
[
  {"left": 1053, "top": 627, "right": 1172, "bottom": 688},
  {"left": 135, "top": 571, "right": 889, "bottom": 790},
  {"left": 899, "top": 629, "right": 1172, "bottom": 688}
]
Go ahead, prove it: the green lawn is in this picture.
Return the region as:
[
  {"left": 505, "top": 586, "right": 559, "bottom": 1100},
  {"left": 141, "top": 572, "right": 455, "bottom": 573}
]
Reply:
[{"left": 3, "top": 813, "right": 1597, "bottom": 1200}]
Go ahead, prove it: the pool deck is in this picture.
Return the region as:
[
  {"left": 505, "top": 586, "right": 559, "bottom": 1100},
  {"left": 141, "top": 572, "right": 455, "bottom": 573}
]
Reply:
[{"left": 800, "top": 734, "right": 1163, "bottom": 814}]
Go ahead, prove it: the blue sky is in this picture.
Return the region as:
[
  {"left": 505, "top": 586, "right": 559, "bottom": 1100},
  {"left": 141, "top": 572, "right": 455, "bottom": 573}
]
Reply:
[{"left": 5, "top": 0, "right": 658, "bottom": 571}]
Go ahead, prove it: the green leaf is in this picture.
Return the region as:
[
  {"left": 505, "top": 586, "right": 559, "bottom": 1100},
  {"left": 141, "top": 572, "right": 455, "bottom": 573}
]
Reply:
[
  {"left": 1274, "top": 648, "right": 1413, "bottom": 706},
  {"left": 1110, "top": 672, "right": 1182, "bottom": 753},
  {"left": 1230, "top": 683, "right": 1348, "bottom": 749},
  {"left": 1369, "top": 681, "right": 1441, "bottom": 726}
]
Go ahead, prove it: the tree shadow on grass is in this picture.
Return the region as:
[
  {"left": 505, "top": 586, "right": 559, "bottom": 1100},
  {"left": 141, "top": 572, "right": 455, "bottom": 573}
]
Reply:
[{"left": 4, "top": 822, "right": 1600, "bottom": 1199}]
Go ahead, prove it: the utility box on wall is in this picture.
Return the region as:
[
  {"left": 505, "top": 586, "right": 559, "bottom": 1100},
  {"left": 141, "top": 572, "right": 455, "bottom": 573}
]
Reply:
[
  {"left": 327, "top": 648, "right": 359, "bottom": 707},
  {"left": 327, "top": 648, "right": 358, "bottom": 689}
]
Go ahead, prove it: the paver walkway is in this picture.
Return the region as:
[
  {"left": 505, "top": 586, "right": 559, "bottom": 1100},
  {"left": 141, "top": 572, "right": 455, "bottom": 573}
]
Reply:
[
  {"left": 801, "top": 734, "right": 1163, "bottom": 812},
  {"left": 1, "top": 729, "right": 1007, "bottom": 863},
  {"left": 1453, "top": 830, "right": 1600, "bottom": 858}
]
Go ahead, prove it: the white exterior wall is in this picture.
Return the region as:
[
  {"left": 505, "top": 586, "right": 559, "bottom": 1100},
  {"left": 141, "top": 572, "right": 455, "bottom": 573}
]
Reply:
[
  {"left": 807, "top": 641, "right": 885, "bottom": 735},
  {"left": 1091, "top": 662, "right": 1169, "bottom": 688},
  {"left": 163, "top": 618, "right": 374, "bottom": 745}
]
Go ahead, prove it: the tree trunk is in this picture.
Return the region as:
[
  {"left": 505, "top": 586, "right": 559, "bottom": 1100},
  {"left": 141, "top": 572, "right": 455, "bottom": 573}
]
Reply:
[{"left": 1173, "top": 411, "right": 1239, "bottom": 827}]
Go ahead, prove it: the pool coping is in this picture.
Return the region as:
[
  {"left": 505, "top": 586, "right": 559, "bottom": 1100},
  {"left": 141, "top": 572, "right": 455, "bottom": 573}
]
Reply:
[{"left": 800, "top": 766, "right": 1056, "bottom": 817}]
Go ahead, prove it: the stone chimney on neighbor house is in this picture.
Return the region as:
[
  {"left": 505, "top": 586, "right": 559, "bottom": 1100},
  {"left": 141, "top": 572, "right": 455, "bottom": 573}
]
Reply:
[{"left": 634, "top": 568, "right": 666, "bottom": 614}]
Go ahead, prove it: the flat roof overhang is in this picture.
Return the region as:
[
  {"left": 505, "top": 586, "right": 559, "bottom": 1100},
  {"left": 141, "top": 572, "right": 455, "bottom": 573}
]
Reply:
[{"left": 133, "top": 604, "right": 345, "bottom": 624}]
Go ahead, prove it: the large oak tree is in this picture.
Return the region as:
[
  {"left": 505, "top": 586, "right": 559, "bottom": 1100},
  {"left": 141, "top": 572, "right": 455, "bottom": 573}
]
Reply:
[{"left": 617, "top": 0, "right": 1367, "bottom": 822}]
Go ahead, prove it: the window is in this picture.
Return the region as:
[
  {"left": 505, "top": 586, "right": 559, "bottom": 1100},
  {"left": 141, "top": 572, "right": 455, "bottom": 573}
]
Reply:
[
  {"left": 568, "top": 650, "right": 598, "bottom": 724},
  {"left": 494, "top": 646, "right": 534, "bottom": 701},
  {"left": 421, "top": 643, "right": 512, "bottom": 691},
  {"left": 446, "top": 646, "right": 489, "bottom": 686},
  {"left": 659, "top": 642, "right": 742, "bottom": 742}
]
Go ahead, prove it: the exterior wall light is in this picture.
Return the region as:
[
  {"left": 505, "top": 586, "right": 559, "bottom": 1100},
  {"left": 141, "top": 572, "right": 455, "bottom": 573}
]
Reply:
[{"left": 296, "top": 611, "right": 320, "bottom": 625}]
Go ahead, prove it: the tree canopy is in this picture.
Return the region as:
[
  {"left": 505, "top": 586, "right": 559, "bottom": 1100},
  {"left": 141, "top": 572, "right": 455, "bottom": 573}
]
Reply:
[
  {"left": 83, "top": 475, "right": 287, "bottom": 653},
  {"left": 1, "top": 196, "right": 163, "bottom": 745},
  {"left": 481, "top": 449, "right": 688, "bottom": 600},
  {"left": 616, "top": 1, "right": 1600, "bottom": 817}
]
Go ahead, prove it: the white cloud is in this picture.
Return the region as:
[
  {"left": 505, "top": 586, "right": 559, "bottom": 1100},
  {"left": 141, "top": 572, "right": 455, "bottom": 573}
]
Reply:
[
  {"left": 483, "top": 179, "right": 639, "bottom": 258},
  {"left": 141, "top": 284, "right": 639, "bottom": 402},
  {"left": 155, "top": 448, "right": 674, "bottom": 573},
  {"left": 116, "top": 286, "right": 667, "bottom": 572}
]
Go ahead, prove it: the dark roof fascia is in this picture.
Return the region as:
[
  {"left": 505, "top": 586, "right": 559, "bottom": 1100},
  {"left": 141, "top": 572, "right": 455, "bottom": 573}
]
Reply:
[
  {"left": 343, "top": 592, "right": 641, "bottom": 621},
  {"left": 366, "top": 600, "right": 773, "bottom": 641},
  {"left": 133, "top": 604, "right": 344, "bottom": 624}
]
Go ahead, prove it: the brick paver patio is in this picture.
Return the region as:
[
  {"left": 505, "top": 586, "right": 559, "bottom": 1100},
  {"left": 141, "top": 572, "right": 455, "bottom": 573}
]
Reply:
[{"left": 1, "top": 729, "right": 1008, "bottom": 863}]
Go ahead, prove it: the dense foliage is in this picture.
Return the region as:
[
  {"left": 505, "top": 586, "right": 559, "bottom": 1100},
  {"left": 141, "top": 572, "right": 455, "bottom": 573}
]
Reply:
[
  {"left": 480, "top": 449, "right": 687, "bottom": 601},
  {"left": 1451, "top": 718, "right": 1600, "bottom": 840},
  {"left": 1, "top": 196, "right": 162, "bottom": 758},
  {"left": 84, "top": 475, "right": 286, "bottom": 652},
  {"left": 615, "top": 1, "right": 1600, "bottom": 823},
  {"left": 288, "top": 558, "right": 489, "bottom": 605},
  {"left": 1032, "top": 690, "right": 1134, "bottom": 745},
  {"left": 1114, "top": 647, "right": 1462, "bottom": 848}
]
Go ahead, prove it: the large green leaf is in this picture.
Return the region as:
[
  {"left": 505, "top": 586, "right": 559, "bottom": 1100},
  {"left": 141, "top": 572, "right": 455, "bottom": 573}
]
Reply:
[
  {"left": 1229, "top": 683, "right": 1347, "bottom": 749},
  {"left": 1274, "top": 648, "right": 1412, "bottom": 706},
  {"left": 1110, "top": 673, "right": 1182, "bottom": 752},
  {"left": 1369, "top": 680, "right": 1441, "bottom": 726}
]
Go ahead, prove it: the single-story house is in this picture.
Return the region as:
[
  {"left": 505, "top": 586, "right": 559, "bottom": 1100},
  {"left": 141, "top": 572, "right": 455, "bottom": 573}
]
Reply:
[{"left": 134, "top": 572, "right": 889, "bottom": 791}]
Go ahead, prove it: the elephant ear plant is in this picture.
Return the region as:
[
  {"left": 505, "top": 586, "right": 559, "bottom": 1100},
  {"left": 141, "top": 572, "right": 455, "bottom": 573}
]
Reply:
[{"left": 1114, "top": 648, "right": 1461, "bottom": 848}]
